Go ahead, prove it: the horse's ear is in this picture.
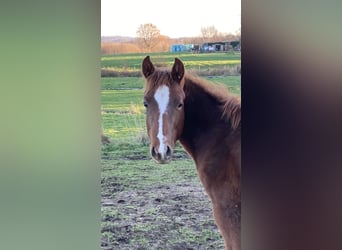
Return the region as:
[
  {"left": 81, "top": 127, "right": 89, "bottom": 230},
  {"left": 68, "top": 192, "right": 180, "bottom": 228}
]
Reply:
[
  {"left": 171, "top": 58, "right": 185, "bottom": 83},
  {"left": 142, "top": 56, "right": 155, "bottom": 78}
]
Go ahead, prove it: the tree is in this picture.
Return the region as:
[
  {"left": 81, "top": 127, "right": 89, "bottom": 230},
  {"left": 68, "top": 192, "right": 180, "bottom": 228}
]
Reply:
[
  {"left": 136, "top": 23, "right": 161, "bottom": 52},
  {"left": 236, "top": 27, "right": 241, "bottom": 48},
  {"left": 200, "top": 26, "right": 219, "bottom": 43},
  {"left": 154, "top": 35, "right": 173, "bottom": 52}
]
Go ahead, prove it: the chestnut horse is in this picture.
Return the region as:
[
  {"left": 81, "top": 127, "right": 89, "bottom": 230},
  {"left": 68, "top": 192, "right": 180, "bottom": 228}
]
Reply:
[{"left": 142, "top": 56, "right": 240, "bottom": 250}]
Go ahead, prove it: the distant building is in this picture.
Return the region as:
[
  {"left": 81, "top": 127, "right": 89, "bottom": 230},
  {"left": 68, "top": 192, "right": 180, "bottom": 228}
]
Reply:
[
  {"left": 191, "top": 44, "right": 200, "bottom": 53},
  {"left": 170, "top": 44, "right": 186, "bottom": 52},
  {"left": 170, "top": 41, "right": 240, "bottom": 53},
  {"left": 170, "top": 44, "right": 199, "bottom": 53}
]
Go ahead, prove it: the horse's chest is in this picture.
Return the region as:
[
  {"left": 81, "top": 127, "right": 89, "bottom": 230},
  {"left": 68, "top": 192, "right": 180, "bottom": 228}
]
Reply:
[
  {"left": 196, "top": 161, "right": 224, "bottom": 193},
  {"left": 195, "top": 157, "right": 240, "bottom": 202}
]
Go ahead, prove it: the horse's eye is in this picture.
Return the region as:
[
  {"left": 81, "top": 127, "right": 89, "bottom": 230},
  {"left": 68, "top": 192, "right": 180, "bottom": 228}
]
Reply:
[
  {"left": 177, "top": 103, "right": 183, "bottom": 109},
  {"left": 143, "top": 101, "right": 148, "bottom": 108}
]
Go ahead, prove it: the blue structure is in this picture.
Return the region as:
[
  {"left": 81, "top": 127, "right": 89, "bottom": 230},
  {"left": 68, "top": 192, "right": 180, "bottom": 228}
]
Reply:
[
  {"left": 170, "top": 44, "right": 185, "bottom": 52},
  {"left": 171, "top": 41, "right": 240, "bottom": 53}
]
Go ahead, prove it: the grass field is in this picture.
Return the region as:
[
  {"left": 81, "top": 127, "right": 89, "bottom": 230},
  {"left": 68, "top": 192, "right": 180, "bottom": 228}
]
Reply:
[
  {"left": 101, "top": 52, "right": 240, "bottom": 249},
  {"left": 101, "top": 52, "right": 241, "bottom": 69},
  {"left": 101, "top": 52, "right": 241, "bottom": 77}
]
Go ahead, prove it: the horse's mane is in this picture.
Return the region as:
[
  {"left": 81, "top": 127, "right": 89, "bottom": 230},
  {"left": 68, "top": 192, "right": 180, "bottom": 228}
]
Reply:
[
  {"left": 144, "top": 69, "right": 241, "bottom": 130},
  {"left": 184, "top": 73, "right": 241, "bottom": 130}
]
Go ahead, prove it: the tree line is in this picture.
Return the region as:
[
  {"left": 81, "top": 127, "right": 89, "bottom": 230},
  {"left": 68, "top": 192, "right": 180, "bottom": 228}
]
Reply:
[{"left": 101, "top": 23, "right": 240, "bottom": 55}]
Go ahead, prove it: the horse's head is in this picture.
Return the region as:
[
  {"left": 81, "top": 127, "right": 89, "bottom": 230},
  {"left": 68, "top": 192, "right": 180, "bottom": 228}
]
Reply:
[{"left": 142, "top": 56, "right": 185, "bottom": 164}]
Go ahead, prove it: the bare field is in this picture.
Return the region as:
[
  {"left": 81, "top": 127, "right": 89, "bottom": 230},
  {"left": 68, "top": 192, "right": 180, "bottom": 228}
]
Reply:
[{"left": 101, "top": 145, "right": 225, "bottom": 249}]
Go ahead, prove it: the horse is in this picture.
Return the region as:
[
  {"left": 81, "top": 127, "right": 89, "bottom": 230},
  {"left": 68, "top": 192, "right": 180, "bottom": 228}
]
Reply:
[{"left": 142, "top": 56, "right": 241, "bottom": 250}]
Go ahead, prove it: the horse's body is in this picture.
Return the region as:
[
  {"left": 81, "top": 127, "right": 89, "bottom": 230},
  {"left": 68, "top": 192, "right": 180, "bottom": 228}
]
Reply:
[{"left": 142, "top": 56, "right": 241, "bottom": 250}]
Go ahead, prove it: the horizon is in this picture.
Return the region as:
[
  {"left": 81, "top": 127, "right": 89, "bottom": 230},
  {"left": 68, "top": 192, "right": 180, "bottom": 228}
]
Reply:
[{"left": 101, "top": 0, "right": 240, "bottom": 38}]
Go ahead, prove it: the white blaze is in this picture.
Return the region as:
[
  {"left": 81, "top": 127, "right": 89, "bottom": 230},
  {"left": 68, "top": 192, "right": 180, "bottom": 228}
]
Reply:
[{"left": 154, "top": 85, "right": 170, "bottom": 153}]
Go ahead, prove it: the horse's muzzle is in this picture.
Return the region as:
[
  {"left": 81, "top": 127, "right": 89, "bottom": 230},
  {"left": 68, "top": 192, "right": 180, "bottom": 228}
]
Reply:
[{"left": 151, "top": 145, "right": 172, "bottom": 164}]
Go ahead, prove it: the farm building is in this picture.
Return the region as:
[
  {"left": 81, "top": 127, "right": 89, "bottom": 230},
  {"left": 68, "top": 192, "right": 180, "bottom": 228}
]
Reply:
[
  {"left": 170, "top": 44, "right": 186, "bottom": 52},
  {"left": 202, "top": 42, "right": 227, "bottom": 52},
  {"left": 170, "top": 41, "right": 240, "bottom": 53},
  {"left": 170, "top": 44, "right": 197, "bottom": 52},
  {"left": 202, "top": 41, "right": 240, "bottom": 52}
]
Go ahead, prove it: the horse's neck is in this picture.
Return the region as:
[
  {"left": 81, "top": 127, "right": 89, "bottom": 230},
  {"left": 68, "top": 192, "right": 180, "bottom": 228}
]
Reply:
[
  {"left": 179, "top": 80, "right": 241, "bottom": 201},
  {"left": 179, "top": 80, "right": 230, "bottom": 158}
]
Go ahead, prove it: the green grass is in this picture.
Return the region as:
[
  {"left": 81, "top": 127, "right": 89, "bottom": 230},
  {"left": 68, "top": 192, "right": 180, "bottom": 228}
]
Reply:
[
  {"left": 101, "top": 51, "right": 241, "bottom": 70},
  {"left": 102, "top": 152, "right": 194, "bottom": 188},
  {"left": 101, "top": 77, "right": 144, "bottom": 90},
  {"left": 101, "top": 88, "right": 145, "bottom": 142}
]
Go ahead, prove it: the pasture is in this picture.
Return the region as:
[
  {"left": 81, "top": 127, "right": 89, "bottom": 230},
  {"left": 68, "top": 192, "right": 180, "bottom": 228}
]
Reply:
[
  {"left": 101, "top": 52, "right": 240, "bottom": 249},
  {"left": 101, "top": 52, "right": 241, "bottom": 77}
]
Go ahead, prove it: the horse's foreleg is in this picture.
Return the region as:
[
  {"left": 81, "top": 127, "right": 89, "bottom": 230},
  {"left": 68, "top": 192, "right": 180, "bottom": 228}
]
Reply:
[{"left": 212, "top": 203, "right": 240, "bottom": 250}]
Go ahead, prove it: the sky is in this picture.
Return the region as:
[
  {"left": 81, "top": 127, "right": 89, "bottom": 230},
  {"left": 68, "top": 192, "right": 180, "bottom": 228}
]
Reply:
[{"left": 101, "top": 0, "right": 241, "bottom": 38}]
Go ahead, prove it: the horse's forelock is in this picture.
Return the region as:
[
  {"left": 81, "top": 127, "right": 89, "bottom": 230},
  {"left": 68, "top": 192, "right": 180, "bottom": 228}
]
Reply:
[{"left": 144, "top": 70, "right": 172, "bottom": 94}]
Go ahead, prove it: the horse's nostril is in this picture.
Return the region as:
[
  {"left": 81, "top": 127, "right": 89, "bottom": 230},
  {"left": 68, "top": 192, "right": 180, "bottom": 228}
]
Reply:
[
  {"left": 166, "top": 146, "right": 172, "bottom": 158},
  {"left": 151, "top": 146, "right": 157, "bottom": 158}
]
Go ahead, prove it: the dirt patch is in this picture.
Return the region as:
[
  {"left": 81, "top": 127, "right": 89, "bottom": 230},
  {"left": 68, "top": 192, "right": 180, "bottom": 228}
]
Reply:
[{"left": 101, "top": 171, "right": 224, "bottom": 249}]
